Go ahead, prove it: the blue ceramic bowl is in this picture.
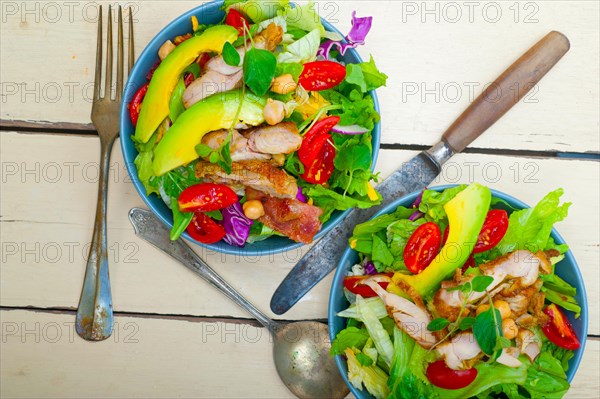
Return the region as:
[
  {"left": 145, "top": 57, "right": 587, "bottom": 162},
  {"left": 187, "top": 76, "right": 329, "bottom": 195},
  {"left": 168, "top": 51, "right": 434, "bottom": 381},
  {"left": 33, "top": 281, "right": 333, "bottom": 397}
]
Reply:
[
  {"left": 328, "top": 185, "right": 588, "bottom": 397},
  {"left": 120, "top": 0, "right": 381, "bottom": 255}
]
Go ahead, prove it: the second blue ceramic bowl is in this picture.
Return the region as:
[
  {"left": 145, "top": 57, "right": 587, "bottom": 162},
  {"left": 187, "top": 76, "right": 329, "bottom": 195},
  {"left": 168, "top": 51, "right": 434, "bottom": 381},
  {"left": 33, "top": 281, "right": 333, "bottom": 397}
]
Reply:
[
  {"left": 328, "top": 185, "right": 588, "bottom": 398},
  {"left": 120, "top": 1, "right": 381, "bottom": 255}
]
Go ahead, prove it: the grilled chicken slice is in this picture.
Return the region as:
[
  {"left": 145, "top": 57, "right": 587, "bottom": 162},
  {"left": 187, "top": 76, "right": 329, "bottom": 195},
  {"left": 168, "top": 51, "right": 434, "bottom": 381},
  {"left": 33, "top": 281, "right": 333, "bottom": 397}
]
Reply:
[
  {"left": 517, "top": 329, "right": 541, "bottom": 361},
  {"left": 245, "top": 188, "right": 323, "bottom": 244},
  {"left": 246, "top": 122, "right": 302, "bottom": 154},
  {"left": 196, "top": 160, "right": 298, "bottom": 198},
  {"left": 183, "top": 69, "right": 243, "bottom": 108},
  {"left": 479, "top": 250, "right": 541, "bottom": 289},
  {"left": 362, "top": 276, "right": 437, "bottom": 349},
  {"left": 496, "top": 347, "right": 522, "bottom": 368},
  {"left": 201, "top": 130, "right": 271, "bottom": 162},
  {"left": 436, "top": 332, "right": 483, "bottom": 370}
]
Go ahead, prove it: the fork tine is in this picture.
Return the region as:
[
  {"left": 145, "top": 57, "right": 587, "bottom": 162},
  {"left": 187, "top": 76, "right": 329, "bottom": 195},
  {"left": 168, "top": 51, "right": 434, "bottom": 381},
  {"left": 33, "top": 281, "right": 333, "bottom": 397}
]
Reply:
[
  {"left": 116, "top": 6, "right": 124, "bottom": 99},
  {"left": 104, "top": 5, "right": 113, "bottom": 99},
  {"left": 93, "top": 5, "right": 103, "bottom": 100},
  {"left": 128, "top": 7, "right": 134, "bottom": 73}
]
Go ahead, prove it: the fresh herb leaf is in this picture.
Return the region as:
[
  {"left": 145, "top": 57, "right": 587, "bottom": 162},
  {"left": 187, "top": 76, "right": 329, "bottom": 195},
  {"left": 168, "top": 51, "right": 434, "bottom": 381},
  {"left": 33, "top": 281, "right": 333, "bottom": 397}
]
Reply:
[
  {"left": 205, "top": 210, "right": 223, "bottom": 221},
  {"left": 222, "top": 41, "right": 240, "bottom": 66},
  {"left": 243, "top": 47, "right": 277, "bottom": 96},
  {"left": 458, "top": 317, "right": 476, "bottom": 331},
  {"left": 170, "top": 200, "right": 193, "bottom": 240},
  {"left": 427, "top": 318, "right": 450, "bottom": 332},
  {"left": 471, "top": 275, "right": 494, "bottom": 292},
  {"left": 494, "top": 336, "right": 512, "bottom": 352},
  {"left": 330, "top": 326, "right": 370, "bottom": 355},
  {"left": 473, "top": 307, "right": 502, "bottom": 355}
]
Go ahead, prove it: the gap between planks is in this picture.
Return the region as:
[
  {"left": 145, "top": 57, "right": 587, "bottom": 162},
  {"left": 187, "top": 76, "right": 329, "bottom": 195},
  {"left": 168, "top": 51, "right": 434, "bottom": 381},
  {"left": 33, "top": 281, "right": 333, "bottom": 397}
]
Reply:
[
  {"left": 0, "top": 306, "right": 326, "bottom": 329},
  {"left": 1, "top": 124, "right": 598, "bottom": 160}
]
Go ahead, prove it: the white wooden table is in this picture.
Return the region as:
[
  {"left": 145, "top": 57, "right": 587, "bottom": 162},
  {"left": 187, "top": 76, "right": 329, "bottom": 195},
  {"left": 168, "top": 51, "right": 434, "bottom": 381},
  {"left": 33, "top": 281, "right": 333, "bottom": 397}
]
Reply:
[{"left": 1, "top": 1, "right": 599, "bottom": 398}]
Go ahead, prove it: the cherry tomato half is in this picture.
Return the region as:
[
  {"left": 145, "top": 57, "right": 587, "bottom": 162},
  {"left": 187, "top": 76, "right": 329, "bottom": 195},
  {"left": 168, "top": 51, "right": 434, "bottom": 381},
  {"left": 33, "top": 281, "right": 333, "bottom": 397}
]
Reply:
[
  {"left": 178, "top": 183, "right": 238, "bottom": 213},
  {"left": 426, "top": 360, "right": 478, "bottom": 390},
  {"left": 298, "top": 116, "right": 339, "bottom": 184},
  {"left": 128, "top": 83, "right": 149, "bottom": 127},
  {"left": 542, "top": 304, "right": 581, "bottom": 350},
  {"left": 187, "top": 212, "right": 226, "bottom": 244},
  {"left": 225, "top": 8, "right": 248, "bottom": 35},
  {"left": 298, "top": 116, "right": 340, "bottom": 164},
  {"left": 403, "top": 222, "right": 442, "bottom": 274},
  {"left": 299, "top": 61, "right": 347, "bottom": 91},
  {"left": 301, "top": 136, "right": 335, "bottom": 184},
  {"left": 343, "top": 273, "right": 393, "bottom": 298},
  {"left": 473, "top": 209, "right": 509, "bottom": 253}
]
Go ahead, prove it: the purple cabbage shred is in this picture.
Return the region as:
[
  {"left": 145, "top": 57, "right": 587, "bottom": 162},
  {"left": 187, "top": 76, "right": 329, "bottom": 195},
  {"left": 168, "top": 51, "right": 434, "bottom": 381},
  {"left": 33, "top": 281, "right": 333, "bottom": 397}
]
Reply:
[
  {"left": 317, "top": 11, "right": 373, "bottom": 60},
  {"left": 221, "top": 202, "right": 253, "bottom": 247}
]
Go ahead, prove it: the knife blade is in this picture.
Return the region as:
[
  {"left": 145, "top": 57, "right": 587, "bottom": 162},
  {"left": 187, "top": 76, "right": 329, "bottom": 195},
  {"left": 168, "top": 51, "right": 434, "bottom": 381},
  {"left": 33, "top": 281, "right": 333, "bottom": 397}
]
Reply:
[
  {"left": 270, "top": 31, "right": 570, "bottom": 315},
  {"left": 270, "top": 146, "right": 451, "bottom": 314}
]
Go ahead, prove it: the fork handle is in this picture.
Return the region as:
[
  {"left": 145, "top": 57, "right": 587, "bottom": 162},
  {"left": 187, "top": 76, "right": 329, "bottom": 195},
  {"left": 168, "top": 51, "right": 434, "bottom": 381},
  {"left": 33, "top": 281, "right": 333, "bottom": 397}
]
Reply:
[{"left": 75, "top": 138, "right": 114, "bottom": 341}]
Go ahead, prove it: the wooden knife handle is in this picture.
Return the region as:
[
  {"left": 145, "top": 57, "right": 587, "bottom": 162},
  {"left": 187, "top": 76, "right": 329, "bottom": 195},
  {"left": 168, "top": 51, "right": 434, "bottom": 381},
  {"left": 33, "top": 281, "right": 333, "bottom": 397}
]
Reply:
[{"left": 442, "top": 31, "right": 570, "bottom": 153}]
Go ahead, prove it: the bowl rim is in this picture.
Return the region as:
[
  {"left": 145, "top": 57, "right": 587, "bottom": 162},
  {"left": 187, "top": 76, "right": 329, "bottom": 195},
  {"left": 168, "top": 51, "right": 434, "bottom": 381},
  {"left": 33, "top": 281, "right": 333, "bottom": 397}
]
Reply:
[
  {"left": 328, "top": 184, "right": 588, "bottom": 397},
  {"left": 119, "top": 0, "right": 381, "bottom": 256}
]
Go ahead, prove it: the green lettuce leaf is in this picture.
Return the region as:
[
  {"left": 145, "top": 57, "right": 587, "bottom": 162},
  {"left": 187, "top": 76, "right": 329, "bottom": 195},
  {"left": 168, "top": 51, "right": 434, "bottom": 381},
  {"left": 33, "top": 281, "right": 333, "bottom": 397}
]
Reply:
[
  {"left": 345, "top": 56, "right": 388, "bottom": 93},
  {"left": 418, "top": 185, "right": 467, "bottom": 224},
  {"left": 330, "top": 326, "right": 369, "bottom": 355},
  {"left": 225, "top": 0, "right": 289, "bottom": 23},
  {"left": 277, "top": 28, "right": 320, "bottom": 63}
]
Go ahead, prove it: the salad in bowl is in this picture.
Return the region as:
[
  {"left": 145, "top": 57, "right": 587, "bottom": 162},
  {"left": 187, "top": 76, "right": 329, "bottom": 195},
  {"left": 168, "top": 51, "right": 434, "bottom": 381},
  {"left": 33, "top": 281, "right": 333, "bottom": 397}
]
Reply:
[
  {"left": 122, "top": 0, "right": 387, "bottom": 251},
  {"left": 329, "top": 183, "right": 587, "bottom": 398}
]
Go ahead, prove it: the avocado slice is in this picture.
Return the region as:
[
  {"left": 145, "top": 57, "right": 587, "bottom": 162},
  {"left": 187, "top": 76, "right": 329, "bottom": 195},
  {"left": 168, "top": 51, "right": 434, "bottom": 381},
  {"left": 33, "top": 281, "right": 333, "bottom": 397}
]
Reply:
[
  {"left": 134, "top": 25, "right": 239, "bottom": 144},
  {"left": 152, "top": 89, "right": 266, "bottom": 176},
  {"left": 393, "top": 183, "right": 491, "bottom": 297}
]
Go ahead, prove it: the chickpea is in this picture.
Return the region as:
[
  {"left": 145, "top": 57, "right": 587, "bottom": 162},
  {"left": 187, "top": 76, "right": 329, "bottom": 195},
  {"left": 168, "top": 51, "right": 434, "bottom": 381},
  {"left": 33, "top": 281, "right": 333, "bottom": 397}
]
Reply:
[
  {"left": 158, "top": 40, "right": 176, "bottom": 60},
  {"left": 476, "top": 304, "right": 490, "bottom": 316},
  {"left": 243, "top": 200, "right": 265, "bottom": 220},
  {"left": 263, "top": 99, "right": 285, "bottom": 125},
  {"left": 494, "top": 300, "right": 512, "bottom": 319},
  {"left": 270, "top": 74, "right": 297, "bottom": 94},
  {"left": 502, "top": 318, "right": 518, "bottom": 340}
]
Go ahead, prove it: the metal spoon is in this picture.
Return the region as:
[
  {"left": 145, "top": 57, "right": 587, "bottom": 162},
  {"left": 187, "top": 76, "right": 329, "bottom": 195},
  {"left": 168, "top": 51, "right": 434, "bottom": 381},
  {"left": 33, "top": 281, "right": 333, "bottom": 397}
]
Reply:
[{"left": 128, "top": 208, "right": 349, "bottom": 399}]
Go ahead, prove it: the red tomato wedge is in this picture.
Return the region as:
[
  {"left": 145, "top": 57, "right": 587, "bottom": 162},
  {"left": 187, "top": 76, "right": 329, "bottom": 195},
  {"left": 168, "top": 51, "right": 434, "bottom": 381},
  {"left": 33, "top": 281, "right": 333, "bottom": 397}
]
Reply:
[
  {"left": 343, "top": 273, "right": 393, "bottom": 298},
  {"left": 299, "top": 61, "right": 347, "bottom": 91},
  {"left": 473, "top": 209, "right": 509, "bottom": 253},
  {"left": 187, "top": 212, "right": 226, "bottom": 244},
  {"left": 178, "top": 183, "right": 238, "bottom": 213},
  {"left": 128, "top": 83, "right": 149, "bottom": 127},
  {"left": 225, "top": 8, "right": 248, "bottom": 35},
  {"left": 298, "top": 116, "right": 339, "bottom": 184},
  {"left": 426, "top": 360, "right": 477, "bottom": 390},
  {"left": 403, "top": 222, "right": 442, "bottom": 274},
  {"left": 542, "top": 304, "right": 581, "bottom": 350}
]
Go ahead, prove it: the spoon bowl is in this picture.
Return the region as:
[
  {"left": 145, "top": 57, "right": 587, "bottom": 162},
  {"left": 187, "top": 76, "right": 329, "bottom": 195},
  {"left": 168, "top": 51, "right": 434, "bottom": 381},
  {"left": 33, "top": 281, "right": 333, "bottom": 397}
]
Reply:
[
  {"left": 129, "top": 208, "right": 348, "bottom": 399},
  {"left": 273, "top": 321, "right": 349, "bottom": 399}
]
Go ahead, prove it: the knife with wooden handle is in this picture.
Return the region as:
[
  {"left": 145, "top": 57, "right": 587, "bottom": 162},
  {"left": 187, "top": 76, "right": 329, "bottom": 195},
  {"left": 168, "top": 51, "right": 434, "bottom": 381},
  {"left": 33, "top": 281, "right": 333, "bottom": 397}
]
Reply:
[{"left": 270, "top": 31, "right": 570, "bottom": 315}]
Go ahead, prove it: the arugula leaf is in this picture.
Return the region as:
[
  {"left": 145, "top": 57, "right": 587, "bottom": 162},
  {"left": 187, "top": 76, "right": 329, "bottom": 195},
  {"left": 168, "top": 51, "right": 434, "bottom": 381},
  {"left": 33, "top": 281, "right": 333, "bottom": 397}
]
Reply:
[
  {"left": 334, "top": 141, "right": 371, "bottom": 172},
  {"left": 222, "top": 42, "right": 240, "bottom": 66},
  {"left": 243, "top": 48, "right": 277, "bottom": 96},
  {"left": 330, "top": 326, "right": 370, "bottom": 355},
  {"left": 322, "top": 87, "right": 380, "bottom": 131},
  {"left": 427, "top": 318, "right": 450, "bottom": 332},
  {"left": 473, "top": 307, "right": 502, "bottom": 355},
  {"left": 305, "top": 184, "right": 380, "bottom": 222},
  {"left": 283, "top": 152, "right": 304, "bottom": 177}
]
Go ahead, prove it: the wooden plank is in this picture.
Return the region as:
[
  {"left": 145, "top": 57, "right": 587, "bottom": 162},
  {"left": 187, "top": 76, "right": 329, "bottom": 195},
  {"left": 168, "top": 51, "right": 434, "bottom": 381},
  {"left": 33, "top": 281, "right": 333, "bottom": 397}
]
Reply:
[
  {"left": 1, "top": 131, "right": 598, "bottom": 334},
  {"left": 1, "top": 309, "right": 597, "bottom": 398},
  {"left": 1, "top": 1, "right": 598, "bottom": 153}
]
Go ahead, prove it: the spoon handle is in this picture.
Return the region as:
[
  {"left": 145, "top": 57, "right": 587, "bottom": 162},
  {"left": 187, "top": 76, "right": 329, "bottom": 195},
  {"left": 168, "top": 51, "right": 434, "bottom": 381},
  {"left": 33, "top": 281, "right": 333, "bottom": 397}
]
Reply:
[{"left": 128, "top": 208, "right": 277, "bottom": 331}]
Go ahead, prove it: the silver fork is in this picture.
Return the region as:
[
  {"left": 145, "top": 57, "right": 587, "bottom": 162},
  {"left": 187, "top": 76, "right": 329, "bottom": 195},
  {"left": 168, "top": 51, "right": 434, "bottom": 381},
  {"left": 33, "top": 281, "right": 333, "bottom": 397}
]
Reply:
[{"left": 76, "top": 5, "right": 134, "bottom": 341}]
